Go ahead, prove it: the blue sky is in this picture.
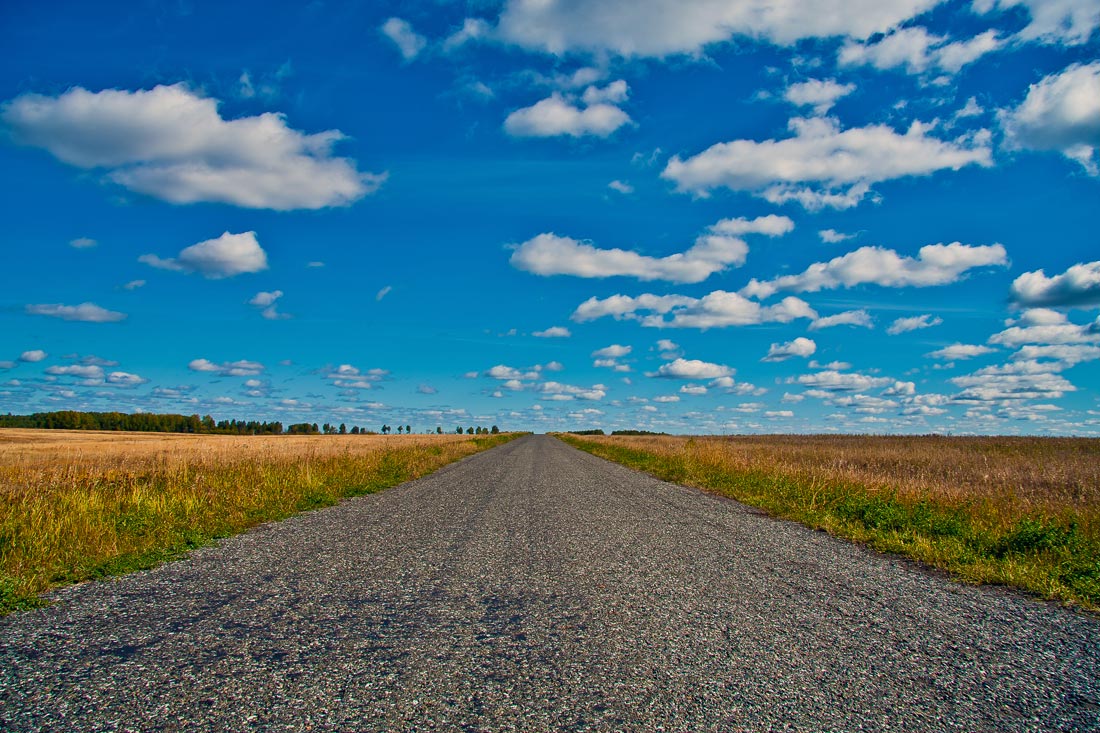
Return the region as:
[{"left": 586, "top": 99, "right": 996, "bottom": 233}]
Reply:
[{"left": 1, "top": 0, "right": 1098, "bottom": 435}]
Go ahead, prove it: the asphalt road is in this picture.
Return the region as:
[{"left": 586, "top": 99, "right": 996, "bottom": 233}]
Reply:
[{"left": 2, "top": 434, "right": 1097, "bottom": 732}]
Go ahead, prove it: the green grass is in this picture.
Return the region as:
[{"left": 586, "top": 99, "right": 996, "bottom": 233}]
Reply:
[
  {"left": 1, "top": 433, "right": 519, "bottom": 614},
  {"left": 561, "top": 435, "right": 1100, "bottom": 611}
]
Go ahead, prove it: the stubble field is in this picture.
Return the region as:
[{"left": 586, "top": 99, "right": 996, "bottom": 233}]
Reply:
[
  {"left": 562, "top": 433, "right": 1100, "bottom": 610},
  {"left": 0, "top": 429, "right": 516, "bottom": 613}
]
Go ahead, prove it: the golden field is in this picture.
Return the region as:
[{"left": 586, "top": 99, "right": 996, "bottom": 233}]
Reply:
[
  {"left": 562, "top": 434, "right": 1100, "bottom": 610},
  {"left": 0, "top": 429, "right": 515, "bottom": 612}
]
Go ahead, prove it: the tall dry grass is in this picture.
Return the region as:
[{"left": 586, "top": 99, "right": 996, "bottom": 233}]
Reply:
[
  {"left": 562, "top": 434, "right": 1100, "bottom": 610},
  {"left": 0, "top": 429, "right": 516, "bottom": 612}
]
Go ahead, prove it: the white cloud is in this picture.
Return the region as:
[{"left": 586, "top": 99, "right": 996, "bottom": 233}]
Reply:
[
  {"left": 1010, "top": 260, "right": 1100, "bottom": 307},
  {"left": 19, "top": 350, "right": 47, "bottom": 363},
  {"left": 593, "top": 344, "right": 632, "bottom": 358},
  {"left": 653, "top": 395, "right": 680, "bottom": 403},
  {"left": 1001, "top": 62, "right": 1100, "bottom": 174},
  {"left": 680, "top": 384, "right": 708, "bottom": 395},
  {"left": 763, "top": 337, "right": 817, "bottom": 361},
  {"left": 608, "top": 179, "right": 634, "bottom": 194},
  {"left": 742, "top": 242, "right": 1007, "bottom": 299},
  {"left": 974, "top": 0, "right": 1100, "bottom": 45},
  {"left": 783, "top": 78, "right": 855, "bottom": 114},
  {"left": 810, "top": 309, "right": 874, "bottom": 330},
  {"left": 574, "top": 290, "right": 816, "bottom": 329},
  {"left": 538, "top": 381, "right": 606, "bottom": 401},
  {"left": 326, "top": 364, "right": 389, "bottom": 389},
  {"left": 376, "top": 285, "right": 393, "bottom": 301},
  {"left": 26, "top": 302, "right": 126, "bottom": 322},
  {"left": 140, "top": 231, "right": 267, "bottom": 279},
  {"left": 662, "top": 116, "right": 992, "bottom": 209},
  {"left": 69, "top": 237, "right": 96, "bottom": 249},
  {"left": 188, "top": 358, "right": 265, "bottom": 377},
  {"left": 791, "top": 370, "right": 893, "bottom": 391},
  {"left": 766, "top": 410, "right": 795, "bottom": 418},
  {"left": 444, "top": 18, "right": 493, "bottom": 51},
  {"left": 249, "top": 290, "right": 290, "bottom": 320},
  {"left": 495, "top": 0, "right": 941, "bottom": 56},
  {"left": 122, "top": 280, "right": 145, "bottom": 290},
  {"left": 839, "top": 27, "right": 1002, "bottom": 75},
  {"left": 0, "top": 84, "right": 383, "bottom": 209},
  {"left": 927, "top": 343, "right": 997, "bottom": 359},
  {"left": 951, "top": 370, "right": 1076, "bottom": 401},
  {"left": 887, "top": 314, "right": 943, "bottom": 334},
  {"left": 819, "top": 228, "right": 855, "bottom": 243},
  {"left": 511, "top": 215, "right": 790, "bottom": 284},
  {"left": 533, "top": 326, "right": 572, "bottom": 338},
  {"left": 653, "top": 358, "right": 733, "bottom": 379},
  {"left": 504, "top": 93, "right": 631, "bottom": 138},
  {"left": 46, "top": 364, "right": 104, "bottom": 379},
  {"left": 485, "top": 364, "right": 541, "bottom": 380},
  {"left": 1013, "top": 344, "right": 1100, "bottom": 365},
  {"left": 106, "top": 371, "right": 147, "bottom": 387},
  {"left": 989, "top": 313, "right": 1100, "bottom": 346},
  {"left": 582, "top": 80, "right": 630, "bottom": 105},
  {"left": 381, "top": 18, "right": 428, "bottom": 60}
]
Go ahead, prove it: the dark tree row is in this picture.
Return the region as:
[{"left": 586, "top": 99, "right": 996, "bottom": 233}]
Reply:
[
  {"left": 0, "top": 412, "right": 505, "bottom": 437},
  {"left": 0, "top": 411, "right": 283, "bottom": 434}
]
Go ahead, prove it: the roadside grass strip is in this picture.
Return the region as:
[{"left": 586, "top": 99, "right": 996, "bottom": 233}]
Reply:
[
  {"left": 560, "top": 434, "right": 1100, "bottom": 611},
  {"left": 0, "top": 432, "right": 519, "bottom": 614}
]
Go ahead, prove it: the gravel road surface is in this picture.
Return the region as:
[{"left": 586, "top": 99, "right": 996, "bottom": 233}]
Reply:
[{"left": 2, "top": 434, "right": 1098, "bottom": 731}]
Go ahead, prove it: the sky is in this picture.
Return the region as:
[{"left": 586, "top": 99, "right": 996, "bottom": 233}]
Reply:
[{"left": 1, "top": 0, "right": 1098, "bottom": 436}]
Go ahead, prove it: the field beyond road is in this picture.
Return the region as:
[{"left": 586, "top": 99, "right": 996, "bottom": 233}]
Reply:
[
  {"left": 1, "top": 434, "right": 1096, "bottom": 731},
  {"left": 562, "top": 433, "right": 1100, "bottom": 610},
  {"left": 0, "top": 429, "right": 516, "bottom": 613}
]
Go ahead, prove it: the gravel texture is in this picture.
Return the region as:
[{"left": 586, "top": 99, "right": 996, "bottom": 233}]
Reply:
[{"left": 2, "top": 434, "right": 1098, "bottom": 732}]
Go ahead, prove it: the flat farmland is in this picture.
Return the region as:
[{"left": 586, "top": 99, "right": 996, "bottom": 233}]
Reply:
[
  {"left": 562, "top": 433, "right": 1100, "bottom": 609},
  {"left": 0, "top": 429, "right": 515, "bottom": 612}
]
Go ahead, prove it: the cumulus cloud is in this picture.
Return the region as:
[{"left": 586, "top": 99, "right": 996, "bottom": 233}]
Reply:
[
  {"left": 19, "top": 350, "right": 47, "bottom": 362},
  {"left": 819, "top": 229, "right": 855, "bottom": 243},
  {"left": 741, "top": 242, "right": 1007, "bottom": 299},
  {"left": 326, "top": 364, "right": 389, "bottom": 390},
  {"left": 664, "top": 116, "right": 991, "bottom": 209},
  {"left": 783, "top": 79, "right": 855, "bottom": 114},
  {"left": 989, "top": 310, "right": 1100, "bottom": 346},
  {"left": 927, "top": 343, "right": 997, "bottom": 359},
  {"left": 573, "top": 290, "right": 816, "bottom": 329},
  {"left": 0, "top": 84, "right": 383, "bottom": 209},
  {"left": 444, "top": 18, "right": 493, "bottom": 51},
  {"left": 26, "top": 302, "right": 126, "bottom": 322},
  {"left": 839, "top": 27, "right": 1002, "bottom": 75},
  {"left": 122, "top": 280, "right": 145, "bottom": 290},
  {"left": 951, "top": 369, "right": 1076, "bottom": 401},
  {"left": 1001, "top": 62, "right": 1100, "bottom": 174},
  {"left": 511, "top": 215, "right": 791, "bottom": 284},
  {"left": 140, "top": 231, "right": 267, "bottom": 279},
  {"left": 494, "top": 0, "right": 941, "bottom": 56},
  {"left": 249, "top": 290, "right": 290, "bottom": 320},
  {"left": 537, "top": 381, "right": 606, "bottom": 401},
  {"left": 593, "top": 344, "right": 632, "bottom": 359},
  {"left": 69, "top": 237, "right": 96, "bottom": 249},
  {"left": 652, "top": 358, "right": 733, "bottom": 379},
  {"left": 188, "top": 358, "right": 264, "bottom": 377},
  {"left": 381, "top": 18, "right": 427, "bottom": 60},
  {"left": 974, "top": 0, "right": 1100, "bottom": 45},
  {"left": 790, "top": 370, "right": 893, "bottom": 391},
  {"left": 888, "top": 314, "right": 943, "bottom": 334},
  {"left": 533, "top": 326, "right": 572, "bottom": 337},
  {"left": 810, "top": 309, "right": 874, "bottom": 330},
  {"left": 763, "top": 337, "right": 817, "bottom": 361},
  {"left": 1010, "top": 260, "right": 1100, "bottom": 307},
  {"left": 504, "top": 92, "right": 631, "bottom": 138},
  {"left": 608, "top": 179, "right": 634, "bottom": 194}
]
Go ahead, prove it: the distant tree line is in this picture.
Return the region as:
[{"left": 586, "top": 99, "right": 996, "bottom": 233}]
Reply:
[
  {"left": 611, "top": 429, "right": 668, "bottom": 436},
  {"left": 0, "top": 411, "right": 504, "bottom": 437},
  {"left": 0, "top": 411, "right": 284, "bottom": 434},
  {"left": 568, "top": 429, "right": 606, "bottom": 435}
]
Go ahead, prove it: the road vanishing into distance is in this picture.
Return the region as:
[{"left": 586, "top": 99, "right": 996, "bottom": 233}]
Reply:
[{"left": 2, "top": 435, "right": 1098, "bottom": 731}]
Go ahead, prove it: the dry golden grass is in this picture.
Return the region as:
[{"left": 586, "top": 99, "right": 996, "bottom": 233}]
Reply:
[
  {"left": 0, "top": 429, "right": 516, "bottom": 612},
  {"left": 562, "top": 434, "right": 1100, "bottom": 610}
]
